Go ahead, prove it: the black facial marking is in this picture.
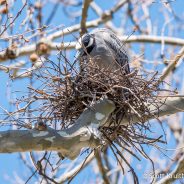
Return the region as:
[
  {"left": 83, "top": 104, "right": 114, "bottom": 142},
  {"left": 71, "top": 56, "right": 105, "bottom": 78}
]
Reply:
[{"left": 81, "top": 34, "right": 95, "bottom": 55}]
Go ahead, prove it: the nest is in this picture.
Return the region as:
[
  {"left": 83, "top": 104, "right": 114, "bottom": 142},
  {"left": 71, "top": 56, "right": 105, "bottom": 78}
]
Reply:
[
  {"left": 11, "top": 52, "right": 175, "bottom": 183},
  {"left": 23, "top": 56, "right": 169, "bottom": 140}
]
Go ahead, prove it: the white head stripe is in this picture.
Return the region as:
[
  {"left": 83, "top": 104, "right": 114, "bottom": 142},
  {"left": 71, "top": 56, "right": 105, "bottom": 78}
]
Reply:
[
  {"left": 87, "top": 37, "right": 94, "bottom": 47},
  {"left": 75, "top": 38, "right": 82, "bottom": 50}
]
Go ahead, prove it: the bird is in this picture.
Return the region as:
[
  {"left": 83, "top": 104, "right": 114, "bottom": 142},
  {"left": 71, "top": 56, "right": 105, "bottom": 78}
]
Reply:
[{"left": 75, "top": 28, "right": 130, "bottom": 74}]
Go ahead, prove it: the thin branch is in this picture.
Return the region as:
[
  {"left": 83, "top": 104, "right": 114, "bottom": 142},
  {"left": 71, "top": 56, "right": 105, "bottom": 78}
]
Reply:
[
  {"left": 95, "top": 149, "right": 110, "bottom": 184},
  {"left": 57, "top": 151, "right": 94, "bottom": 183},
  {"left": 159, "top": 46, "right": 184, "bottom": 81},
  {"left": 0, "top": 1, "right": 27, "bottom": 36},
  {"left": 155, "top": 155, "right": 184, "bottom": 184},
  {"left": 80, "top": 0, "right": 93, "bottom": 35},
  {"left": 90, "top": 0, "right": 127, "bottom": 32}
]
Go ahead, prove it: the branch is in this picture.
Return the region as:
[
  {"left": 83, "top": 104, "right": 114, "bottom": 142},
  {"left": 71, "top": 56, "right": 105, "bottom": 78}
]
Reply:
[
  {"left": 47, "top": 0, "right": 126, "bottom": 41},
  {"left": 0, "top": 94, "right": 183, "bottom": 157},
  {"left": 155, "top": 155, "right": 184, "bottom": 184},
  {"left": 95, "top": 149, "right": 110, "bottom": 184},
  {"left": 105, "top": 96, "right": 184, "bottom": 126},
  {"left": 0, "top": 1, "right": 27, "bottom": 36},
  {"left": 90, "top": 0, "right": 127, "bottom": 32},
  {"left": 57, "top": 151, "right": 95, "bottom": 183},
  {"left": 0, "top": 41, "right": 76, "bottom": 62},
  {"left": 120, "top": 35, "right": 184, "bottom": 46},
  {"left": 0, "top": 98, "right": 115, "bottom": 159},
  {"left": 159, "top": 46, "right": 184, "bottom": 81},
  {"left": 1, "top": 35, "right": 183, "bottom": 63},
  {"left": 80, "top": 0, "right": 93, "bottom": 35}
]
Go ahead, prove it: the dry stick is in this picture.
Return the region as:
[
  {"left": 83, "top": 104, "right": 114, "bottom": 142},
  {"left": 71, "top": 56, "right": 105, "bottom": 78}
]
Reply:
[
  {"left": 0, "top": 1, "right": 27, "bottom": 36},
  {"left": 95, "top": 149, "right": 110, "bottom": 184},
  {"left": 57, "top": 151, "right": 95, "bottom": 183},
  {"left": 90, "top": 0, "right": 127, "bottom": 32},
  {"left": 80, "top": 0, "right": 93, "bottom": 35}
]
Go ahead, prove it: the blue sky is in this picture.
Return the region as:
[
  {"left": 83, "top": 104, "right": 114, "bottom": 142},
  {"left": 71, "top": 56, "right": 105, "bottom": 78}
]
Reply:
[{"left": 0, "top": 0, "right": 184, "bottom": 183}]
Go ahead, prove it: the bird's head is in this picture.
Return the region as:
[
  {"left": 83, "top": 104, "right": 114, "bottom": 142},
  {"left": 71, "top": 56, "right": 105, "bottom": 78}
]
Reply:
[{"left": 75, "top": 33, "right": 95, "bottom": 58}]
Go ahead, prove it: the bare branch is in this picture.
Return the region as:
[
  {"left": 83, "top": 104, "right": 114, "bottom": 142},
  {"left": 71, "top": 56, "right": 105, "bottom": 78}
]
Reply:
[
  {"left": 95, "top": 150, "right": 110, "bottom": 184},
  {"left": 0, "top": 35, "right": 184, "bottom": 63},
  {"left": 155, "top": 155, "right": 184, "bottom": 184},
  {"left": 80, "top": 0, "right": 93, "bottom": 35},
  {"left": 0, "top": 1, "right": 27, "bottom": 36},
  {"left": 159, "top": 46, "right": 184, "bottom": 81},
  {"left": 121, "top": 35, "right": 184, "bottom": 46},
  {"left": 106, "top": 96, "right": 184, "bottom": 126},
  {"left": 0, "top": 98, "right": 115, "bottom": 159},
  {"left": 57, "top": 152, "right": 94, "bottom": 183}
]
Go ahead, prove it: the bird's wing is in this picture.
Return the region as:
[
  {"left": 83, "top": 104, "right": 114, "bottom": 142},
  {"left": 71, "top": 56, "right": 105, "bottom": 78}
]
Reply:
[
  {"left": 90, "top": 28, "right": 130, "bottom": 73},
  {"left": 104, "top": 32, "right": 130, "bottom": 74}
]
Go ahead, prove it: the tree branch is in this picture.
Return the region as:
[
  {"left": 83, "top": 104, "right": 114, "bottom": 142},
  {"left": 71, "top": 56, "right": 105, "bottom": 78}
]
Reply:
[
  {"left": 95, "top": 149, "right": 110, "bottom": 184},
  {"left": 0, "top": 98, "right": 115, "bottom": 159},
  {"left": 0, "top": 96, "right": 183, "bottom": 157},
  {"left": 155, "top": 155, "right": 184, "bottom": 184},
  {"left": 57, "top": 152, "right": 95, "bottom": 183},
  {"left": 80, "top": 0, "right": 93, "bottom": 35},
  {"left": 1, "top": 35, "right": 183, "bottom": 63},
  {"left": 159, "top": 46, "right": 184, "bottom": 81},
  {"left": 105, "top": 96, "right": 184, "bottom": 126}
]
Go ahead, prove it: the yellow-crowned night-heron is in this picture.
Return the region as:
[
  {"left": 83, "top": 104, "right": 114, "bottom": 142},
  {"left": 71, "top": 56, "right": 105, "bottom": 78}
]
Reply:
[{"left": 75, "top": 28, "right": 130, "bottom": 74}]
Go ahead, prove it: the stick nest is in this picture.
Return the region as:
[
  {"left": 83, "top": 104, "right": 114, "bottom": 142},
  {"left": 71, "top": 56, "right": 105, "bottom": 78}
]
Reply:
[
  {"left": 10, "top": 52, "right": 175, "bottom": 183},
  {"left": 20, "top": 55, "right": 172, "bottom": 144}
]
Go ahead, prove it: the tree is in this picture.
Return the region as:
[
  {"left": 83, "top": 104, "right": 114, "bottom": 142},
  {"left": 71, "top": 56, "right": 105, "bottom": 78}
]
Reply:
[{"left": 0, "top": 0, "right": 184, "bottom": 183}]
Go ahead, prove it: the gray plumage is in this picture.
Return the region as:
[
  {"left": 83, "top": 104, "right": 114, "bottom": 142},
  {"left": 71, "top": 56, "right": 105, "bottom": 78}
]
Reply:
[{"left": 75, "top": 28, "right": 130, "bottom": 74}]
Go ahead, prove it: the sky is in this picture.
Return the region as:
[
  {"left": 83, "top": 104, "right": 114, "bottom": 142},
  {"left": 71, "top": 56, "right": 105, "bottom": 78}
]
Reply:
[{"left": 0, "top": 0, "right": 184, "bottom": 183}]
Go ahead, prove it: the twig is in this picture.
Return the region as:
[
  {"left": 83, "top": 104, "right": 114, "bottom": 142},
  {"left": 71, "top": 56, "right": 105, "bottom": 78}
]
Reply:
[
  {"left": 57, "top": 151, "right": 94, "bottom": 183},
  {"left": 95, "top": 149, "right": 110, "bottom": 184},
  {"left": 0, "top": 1, "right": 27, "bottom": 36}
]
